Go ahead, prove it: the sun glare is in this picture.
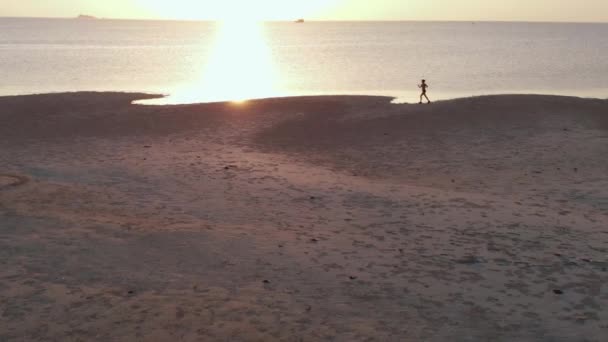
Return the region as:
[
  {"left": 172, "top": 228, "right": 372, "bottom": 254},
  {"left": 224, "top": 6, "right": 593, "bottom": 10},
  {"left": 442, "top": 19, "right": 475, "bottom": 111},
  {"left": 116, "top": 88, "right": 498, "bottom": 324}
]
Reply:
[
  {"left": 201, "top": 21, "right": 280, "bottom": 102},
  {"left": 136, "top": 0, "right": 342, "bottom": 104},
  {"left": 137, "top": 0, "right": 341, "bottom": 21},
  {"left": 162, "top": 21, "right": 281, "bottom": 104}
]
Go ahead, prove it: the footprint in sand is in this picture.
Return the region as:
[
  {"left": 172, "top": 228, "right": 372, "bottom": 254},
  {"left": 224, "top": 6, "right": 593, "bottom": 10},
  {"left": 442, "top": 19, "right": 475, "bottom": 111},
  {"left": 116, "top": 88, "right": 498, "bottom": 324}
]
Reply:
[{"left": 0, "top": 174, "right": 29, "bottom": 189}]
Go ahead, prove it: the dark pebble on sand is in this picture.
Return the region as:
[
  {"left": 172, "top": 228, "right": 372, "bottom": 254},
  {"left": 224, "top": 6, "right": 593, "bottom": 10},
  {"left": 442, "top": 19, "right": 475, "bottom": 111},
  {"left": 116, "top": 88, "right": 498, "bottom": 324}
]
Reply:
[
  {"left": 309, "top": 196, "right": 316, "bottom": 200},
  {"left": 553, "top": 289, "right": 564, "bottom": 295},
  {"left": 554, "top": 253, "right": 562, "bottom": 257},
  {"left": 128, "top": 290, "right": 135, "bottom": 295},
  {"left": 456, "top": 255, "right": 480, "bottom": 264},
  {"left": 263, "top": 280, "right": 270, "bottom": 284},
  {"left": 310, "top": 238, "right": 318, "bottom": 243},
  {"left": 574, "top": 168, "right": 578, "bottom": 172},
  {"left": 349, "top": 276, "right": 357, "bottom": 280},
  {"left": 306, "top": 305, "right": 312, "bottom": 312},
  {"left": 143, "top": 145, "right": 151, "bottom": 148},
  {"left": 581, "top": 258, "right": 591, "bottom": 263}
]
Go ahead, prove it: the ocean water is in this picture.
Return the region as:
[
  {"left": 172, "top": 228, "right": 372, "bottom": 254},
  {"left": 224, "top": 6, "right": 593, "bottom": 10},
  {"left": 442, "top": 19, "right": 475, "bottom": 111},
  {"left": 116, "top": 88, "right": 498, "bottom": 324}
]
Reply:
[{"left": 1, "top": 18, "right": 607, "bottom": 104}]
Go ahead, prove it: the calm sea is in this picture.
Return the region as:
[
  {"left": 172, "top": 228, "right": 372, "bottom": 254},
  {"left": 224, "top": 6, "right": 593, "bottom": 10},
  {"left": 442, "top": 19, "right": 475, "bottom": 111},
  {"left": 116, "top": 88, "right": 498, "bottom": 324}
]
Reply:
[{"left": 1, "top": 18, "right": 607, "bottom": 104}]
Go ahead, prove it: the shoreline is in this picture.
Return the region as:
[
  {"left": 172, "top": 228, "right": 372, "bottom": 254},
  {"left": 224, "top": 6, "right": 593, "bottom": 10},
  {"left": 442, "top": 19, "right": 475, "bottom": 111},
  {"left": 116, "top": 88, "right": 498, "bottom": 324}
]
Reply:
[
  {"left": 2, "top": 90, "right": 607, "bottom": 106},
  {"left": 1, "top": 92, "right": 607, "bottom": 341}
]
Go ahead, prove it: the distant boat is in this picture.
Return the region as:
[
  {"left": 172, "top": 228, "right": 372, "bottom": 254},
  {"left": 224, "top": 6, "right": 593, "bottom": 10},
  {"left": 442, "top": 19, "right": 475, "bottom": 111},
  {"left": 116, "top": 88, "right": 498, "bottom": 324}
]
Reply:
[
  {"left": 295, "top": 19, "right": 305, "bottom": 23},
  {"left": 77, "top": 14, "right": 97, "bottom": 20}
]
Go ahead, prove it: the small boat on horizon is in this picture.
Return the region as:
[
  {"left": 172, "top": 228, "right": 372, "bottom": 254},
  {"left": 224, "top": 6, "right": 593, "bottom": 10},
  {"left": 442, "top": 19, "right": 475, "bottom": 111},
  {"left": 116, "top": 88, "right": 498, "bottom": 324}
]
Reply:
[{"left": 76, "top": 14, "right": 97, "bottom": 20}]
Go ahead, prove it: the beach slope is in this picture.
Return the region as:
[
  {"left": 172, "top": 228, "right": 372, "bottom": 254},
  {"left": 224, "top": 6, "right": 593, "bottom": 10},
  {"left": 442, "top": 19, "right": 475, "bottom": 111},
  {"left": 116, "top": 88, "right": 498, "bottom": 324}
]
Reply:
[{"left": 1, "top": 93, "right": 607, "bottom": 341}]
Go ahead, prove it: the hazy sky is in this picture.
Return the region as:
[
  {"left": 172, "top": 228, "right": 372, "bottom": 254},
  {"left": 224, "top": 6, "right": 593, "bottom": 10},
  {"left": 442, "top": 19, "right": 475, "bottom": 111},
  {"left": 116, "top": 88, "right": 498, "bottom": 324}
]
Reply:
[{"left": 2, "top": 0, "right": 607, "bottom": 22}]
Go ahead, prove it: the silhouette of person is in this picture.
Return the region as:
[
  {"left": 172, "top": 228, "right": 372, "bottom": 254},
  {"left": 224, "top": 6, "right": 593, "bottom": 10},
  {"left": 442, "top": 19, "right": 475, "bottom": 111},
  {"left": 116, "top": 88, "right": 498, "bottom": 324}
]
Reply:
[{"left": 418, "top": 79, "right": 431, "bottom": 104}]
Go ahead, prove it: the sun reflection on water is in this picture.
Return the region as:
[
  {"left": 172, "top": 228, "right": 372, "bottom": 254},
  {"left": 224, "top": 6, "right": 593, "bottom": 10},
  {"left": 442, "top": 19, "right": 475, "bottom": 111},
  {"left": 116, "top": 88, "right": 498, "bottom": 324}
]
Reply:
[{"left": 144, "top": 21, "right": 282, "bottom": 105}]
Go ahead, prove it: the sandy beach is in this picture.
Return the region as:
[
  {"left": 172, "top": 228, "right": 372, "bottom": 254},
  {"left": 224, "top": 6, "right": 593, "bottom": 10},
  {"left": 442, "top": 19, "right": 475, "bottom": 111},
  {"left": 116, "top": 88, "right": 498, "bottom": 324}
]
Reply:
[{"left": 0, "top": 92, "right": 607, "bottom": 341}]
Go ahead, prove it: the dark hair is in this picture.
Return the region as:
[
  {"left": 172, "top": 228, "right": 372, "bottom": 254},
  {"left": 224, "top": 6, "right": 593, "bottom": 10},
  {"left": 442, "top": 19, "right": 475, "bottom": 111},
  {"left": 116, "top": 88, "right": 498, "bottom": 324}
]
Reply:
[{"left": 422, "top": 79, "right": 426, "bottom": 82}]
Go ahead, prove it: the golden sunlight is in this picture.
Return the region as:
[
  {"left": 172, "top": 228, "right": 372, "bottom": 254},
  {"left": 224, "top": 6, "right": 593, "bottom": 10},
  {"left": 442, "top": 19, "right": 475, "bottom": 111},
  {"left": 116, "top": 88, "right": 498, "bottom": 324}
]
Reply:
[
  {"left": 137, "top": 0, "right": 341, "bottom": 21},
  {"left": 135, "top": 0, "right": 343, "bottom": 104},
  {"left": 165, "top": 21, "right": 281, "bottom": 104}
]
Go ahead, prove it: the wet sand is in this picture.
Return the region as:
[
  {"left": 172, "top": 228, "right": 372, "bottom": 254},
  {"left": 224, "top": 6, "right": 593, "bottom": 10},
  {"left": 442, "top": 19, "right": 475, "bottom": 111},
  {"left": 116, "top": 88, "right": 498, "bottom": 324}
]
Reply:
[{"left": 1, "top": 92, "right": 607, "bottom": 341}]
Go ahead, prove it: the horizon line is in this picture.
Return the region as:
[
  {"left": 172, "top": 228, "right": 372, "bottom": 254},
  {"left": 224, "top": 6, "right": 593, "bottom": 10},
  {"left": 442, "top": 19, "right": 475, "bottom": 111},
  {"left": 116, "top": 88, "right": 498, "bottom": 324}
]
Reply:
[{"left": 1, "top": 15, "right": 607, "bottom": 25}]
